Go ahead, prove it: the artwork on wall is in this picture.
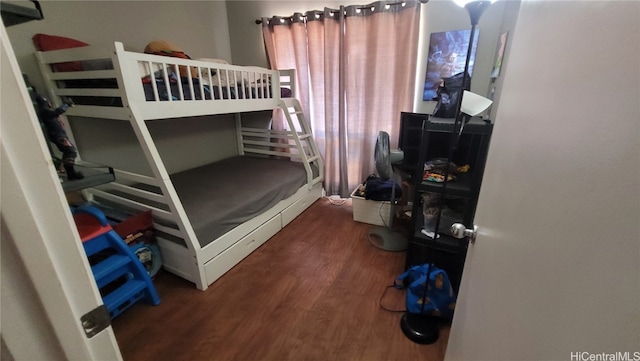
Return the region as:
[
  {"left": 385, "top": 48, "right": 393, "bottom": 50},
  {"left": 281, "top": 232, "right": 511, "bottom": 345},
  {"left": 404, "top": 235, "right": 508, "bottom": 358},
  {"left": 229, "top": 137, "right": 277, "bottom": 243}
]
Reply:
[
  {"left": 422, "top": 29, "right": 480, "bottom": 101},
  {"left": 491, "top": 31, "right": 508, "bottom": 79}
]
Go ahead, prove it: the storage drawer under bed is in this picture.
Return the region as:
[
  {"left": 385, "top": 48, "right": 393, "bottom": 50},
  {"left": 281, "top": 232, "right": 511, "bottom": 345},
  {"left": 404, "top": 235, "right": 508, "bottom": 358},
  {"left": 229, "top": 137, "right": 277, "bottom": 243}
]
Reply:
[
  {"left": 281, "top": 185, "right": 322, "bottom": 227},
  {"left": 204, "top": 213, "right": 282, "bottom": 284}
]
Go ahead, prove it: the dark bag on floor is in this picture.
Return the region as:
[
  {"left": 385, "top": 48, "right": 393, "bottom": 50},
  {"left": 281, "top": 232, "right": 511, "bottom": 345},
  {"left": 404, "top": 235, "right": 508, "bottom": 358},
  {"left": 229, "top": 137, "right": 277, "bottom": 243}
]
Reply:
[
  {"left": 363, "top": 175, "right": 402, "bottom": 201},
  {"left": 395, "top": 263, "right": 457, "bottom": 318},
  {"left": 432, "top": 71, "right": 469, "bottom": 119}
]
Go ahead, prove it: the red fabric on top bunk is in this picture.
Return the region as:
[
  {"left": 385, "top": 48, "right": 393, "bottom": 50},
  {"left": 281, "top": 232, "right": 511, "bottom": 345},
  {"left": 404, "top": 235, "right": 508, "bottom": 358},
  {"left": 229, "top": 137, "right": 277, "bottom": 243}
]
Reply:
[{"left": 32, "top": 33, "right": 89, "bottom": 72}]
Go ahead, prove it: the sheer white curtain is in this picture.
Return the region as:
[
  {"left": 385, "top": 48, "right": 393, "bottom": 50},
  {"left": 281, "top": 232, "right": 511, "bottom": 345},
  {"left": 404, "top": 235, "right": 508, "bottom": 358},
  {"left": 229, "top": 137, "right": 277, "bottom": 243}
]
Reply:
[{"left": 262, "top": 1, "right": 421, "bottom": 197}]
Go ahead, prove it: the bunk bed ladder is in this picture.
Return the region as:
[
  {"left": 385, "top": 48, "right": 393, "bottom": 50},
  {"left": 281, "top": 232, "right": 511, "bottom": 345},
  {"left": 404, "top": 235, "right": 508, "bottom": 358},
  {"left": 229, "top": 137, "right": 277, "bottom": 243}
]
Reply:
[{"left": 279, "top": 98, "right": 324, "bottom": 188}]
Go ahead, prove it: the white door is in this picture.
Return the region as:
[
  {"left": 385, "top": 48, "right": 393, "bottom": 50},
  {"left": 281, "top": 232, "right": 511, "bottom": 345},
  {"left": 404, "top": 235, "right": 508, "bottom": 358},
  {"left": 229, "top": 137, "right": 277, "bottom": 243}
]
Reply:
[
  {"left": 1, "top": 24, "right": 122, "bottom": 360},
  {"left": 446, "top": 1, "right": 640, "bottom": 360}
]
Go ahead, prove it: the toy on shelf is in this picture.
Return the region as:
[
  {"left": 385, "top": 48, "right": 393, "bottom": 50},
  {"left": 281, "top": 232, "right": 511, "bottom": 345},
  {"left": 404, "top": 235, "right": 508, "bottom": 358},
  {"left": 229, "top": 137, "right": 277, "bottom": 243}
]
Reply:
[
  {"left": 24, "top": 73, "right": 83, "bottom": 180},
  {"left": 34, "top": 94, "right": 84, "bottom": 180},
  {"left": 422, "top": 158, "right": 469, "bottom": 183}
]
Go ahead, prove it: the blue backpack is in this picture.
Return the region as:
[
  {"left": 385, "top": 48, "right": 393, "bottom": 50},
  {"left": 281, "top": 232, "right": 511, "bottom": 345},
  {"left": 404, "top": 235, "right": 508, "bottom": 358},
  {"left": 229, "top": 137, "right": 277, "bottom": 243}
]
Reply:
[{"left": 395, "top": 263, "right": 457, "bottom": 319}]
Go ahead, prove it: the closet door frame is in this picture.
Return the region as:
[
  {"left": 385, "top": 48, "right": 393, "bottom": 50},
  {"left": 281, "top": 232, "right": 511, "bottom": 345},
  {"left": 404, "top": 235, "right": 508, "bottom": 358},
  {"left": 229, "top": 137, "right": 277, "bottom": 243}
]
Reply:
[{"left": 1, "top": 24, "right": 122, "bottom": 360}]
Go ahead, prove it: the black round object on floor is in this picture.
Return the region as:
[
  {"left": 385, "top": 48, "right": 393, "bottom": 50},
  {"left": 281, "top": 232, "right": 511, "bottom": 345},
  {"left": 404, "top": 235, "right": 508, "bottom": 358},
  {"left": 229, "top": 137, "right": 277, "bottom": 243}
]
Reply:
[{"left": 400, "top": 312, "right": 439, "bottom": 344}]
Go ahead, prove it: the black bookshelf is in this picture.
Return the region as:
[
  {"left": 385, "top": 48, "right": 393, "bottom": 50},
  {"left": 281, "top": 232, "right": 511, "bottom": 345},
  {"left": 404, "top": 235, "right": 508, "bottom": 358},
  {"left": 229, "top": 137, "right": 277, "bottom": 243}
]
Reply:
[{"left": 405, "top": 114, "right": 493, "bottom": 292}]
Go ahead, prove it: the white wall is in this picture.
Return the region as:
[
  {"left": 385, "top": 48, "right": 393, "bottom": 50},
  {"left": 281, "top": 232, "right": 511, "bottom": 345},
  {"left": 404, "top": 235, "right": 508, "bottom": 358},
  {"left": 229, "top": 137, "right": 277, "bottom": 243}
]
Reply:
[
  {"left": 413, "top": 0, "right": 517, "bottom": 116},
  {"left": 70, "top": 115, "right": 238, "bottom": 176},
  {"left": 5, "top": 1, "right": 239, "bottom": 173},
  {"left": 6, "top": 1, "right": 232, "bottom": 95},
  {"left": 226, "top": 0, "right": 344, "bottom": 67}
]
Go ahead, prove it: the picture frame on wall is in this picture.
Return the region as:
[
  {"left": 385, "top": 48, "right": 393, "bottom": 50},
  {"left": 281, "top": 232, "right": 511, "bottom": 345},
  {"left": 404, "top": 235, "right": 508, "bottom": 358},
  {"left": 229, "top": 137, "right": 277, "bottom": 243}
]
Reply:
[{"left": 422, "top": 29, "right": 480, "bottom": 101}]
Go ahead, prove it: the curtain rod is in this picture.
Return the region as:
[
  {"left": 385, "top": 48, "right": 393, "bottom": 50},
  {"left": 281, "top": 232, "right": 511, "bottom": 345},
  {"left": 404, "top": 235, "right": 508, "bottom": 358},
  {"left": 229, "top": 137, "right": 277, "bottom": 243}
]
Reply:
[{"left": 255, "top": 0, "right": 427, "bottom": 24}]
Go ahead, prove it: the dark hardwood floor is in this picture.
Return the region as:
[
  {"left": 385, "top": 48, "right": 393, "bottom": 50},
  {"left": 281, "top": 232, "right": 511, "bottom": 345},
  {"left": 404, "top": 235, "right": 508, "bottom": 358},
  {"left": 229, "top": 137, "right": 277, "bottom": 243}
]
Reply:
[{"left": 111, "top": 198, "right": 450, "bottom": 361}]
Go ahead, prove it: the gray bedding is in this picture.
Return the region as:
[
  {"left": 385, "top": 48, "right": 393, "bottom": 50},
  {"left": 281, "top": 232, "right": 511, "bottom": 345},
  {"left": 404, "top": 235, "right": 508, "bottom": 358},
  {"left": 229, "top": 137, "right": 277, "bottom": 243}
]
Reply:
[{"left": 170, "top": 156, "right": 309, "bottom": 247}]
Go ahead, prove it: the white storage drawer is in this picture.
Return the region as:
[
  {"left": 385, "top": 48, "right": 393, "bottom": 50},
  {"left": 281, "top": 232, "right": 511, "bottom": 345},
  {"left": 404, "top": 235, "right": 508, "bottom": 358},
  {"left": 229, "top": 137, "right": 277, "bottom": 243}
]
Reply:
[
  {"left": 204, "top": 213, "right": 282, "bottom": 284},
  {"left": 281, "top": 185, "right": 322, "bottom": 227}
]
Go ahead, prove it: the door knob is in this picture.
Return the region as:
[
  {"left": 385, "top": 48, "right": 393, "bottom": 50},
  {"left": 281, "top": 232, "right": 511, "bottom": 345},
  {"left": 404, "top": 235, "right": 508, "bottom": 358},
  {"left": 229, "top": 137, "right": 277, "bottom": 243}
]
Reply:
[{"left": 450, "top": 223, "right": 478, "bottom": 243}]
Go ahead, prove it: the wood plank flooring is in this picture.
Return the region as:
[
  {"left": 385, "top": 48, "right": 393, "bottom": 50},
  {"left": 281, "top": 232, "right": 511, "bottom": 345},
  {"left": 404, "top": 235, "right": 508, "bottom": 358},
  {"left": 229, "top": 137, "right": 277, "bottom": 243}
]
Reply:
[{"left": 111, "top": 198, "right": 450, "bottom": 361}]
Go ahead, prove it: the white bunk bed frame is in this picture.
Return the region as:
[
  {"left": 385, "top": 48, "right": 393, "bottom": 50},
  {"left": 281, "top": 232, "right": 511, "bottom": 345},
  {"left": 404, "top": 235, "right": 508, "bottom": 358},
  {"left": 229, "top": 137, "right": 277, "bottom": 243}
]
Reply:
[{"left": 36, "top": 42, "right": 323, "bottom": 290}]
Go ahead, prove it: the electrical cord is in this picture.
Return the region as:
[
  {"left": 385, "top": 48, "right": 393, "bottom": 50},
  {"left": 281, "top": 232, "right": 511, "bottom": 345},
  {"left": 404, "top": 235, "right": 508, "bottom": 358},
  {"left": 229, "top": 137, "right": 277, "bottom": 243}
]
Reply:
[
  {"left": 323, "top": 195, "right": 348, "bottom": 206},
  {"left": 379, "top": 284, "right": 407, "bottom": 313},
  {"left": 378, "top": 200, "right": 389, "bottom": 228},
  {"left": 378, "top": 198, "right": 402, "bottom": 229}
]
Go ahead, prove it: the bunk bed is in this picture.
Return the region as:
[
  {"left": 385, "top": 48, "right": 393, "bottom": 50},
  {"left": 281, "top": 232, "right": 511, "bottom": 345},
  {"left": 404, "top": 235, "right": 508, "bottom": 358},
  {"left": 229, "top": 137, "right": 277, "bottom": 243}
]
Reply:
[{"left": 36, "top": 42, "right": 324, "bottom": 290}]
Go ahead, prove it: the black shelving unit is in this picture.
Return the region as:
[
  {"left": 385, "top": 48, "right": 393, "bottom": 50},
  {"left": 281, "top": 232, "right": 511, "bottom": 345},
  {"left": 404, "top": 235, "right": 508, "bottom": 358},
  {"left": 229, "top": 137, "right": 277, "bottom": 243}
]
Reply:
[
  {"left": 405, "top": 115, "right": 493, "bottom": 292},
  {"left": 397, "top": 112, "right": 428, "bottom": 175}
]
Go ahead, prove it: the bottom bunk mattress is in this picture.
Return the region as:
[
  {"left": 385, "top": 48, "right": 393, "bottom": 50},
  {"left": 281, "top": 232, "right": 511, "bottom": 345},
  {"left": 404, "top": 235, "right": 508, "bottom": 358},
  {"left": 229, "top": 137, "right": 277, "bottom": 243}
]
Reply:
[{"left": 170, "top": 156, "right": 310, "bottom": 247}]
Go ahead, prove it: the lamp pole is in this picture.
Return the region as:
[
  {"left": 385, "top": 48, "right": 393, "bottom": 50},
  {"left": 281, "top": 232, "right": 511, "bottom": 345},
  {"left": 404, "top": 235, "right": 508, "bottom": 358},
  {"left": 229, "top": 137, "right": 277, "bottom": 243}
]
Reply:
[
  {"left": 437, "top": 0, "right": 491, "bottom": 238},
  {"left": 400, "top": 0, "right": 494, "bottom": 345},
  {"left": 453, "top": 0, "right": 492, "bottom": 125}
]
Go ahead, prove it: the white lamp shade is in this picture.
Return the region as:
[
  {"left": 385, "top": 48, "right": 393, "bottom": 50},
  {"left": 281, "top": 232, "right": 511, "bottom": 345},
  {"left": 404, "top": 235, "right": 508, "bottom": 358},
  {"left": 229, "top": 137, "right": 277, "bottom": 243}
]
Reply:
[{"left": 461, "top": 90, "right": 493, "bottom": 116}]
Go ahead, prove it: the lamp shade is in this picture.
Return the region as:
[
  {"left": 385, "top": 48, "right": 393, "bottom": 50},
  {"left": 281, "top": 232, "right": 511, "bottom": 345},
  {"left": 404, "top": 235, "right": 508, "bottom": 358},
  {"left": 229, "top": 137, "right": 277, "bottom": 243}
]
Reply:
[{"left": 460, "top": 90, "right": 493, "bottom": 116}]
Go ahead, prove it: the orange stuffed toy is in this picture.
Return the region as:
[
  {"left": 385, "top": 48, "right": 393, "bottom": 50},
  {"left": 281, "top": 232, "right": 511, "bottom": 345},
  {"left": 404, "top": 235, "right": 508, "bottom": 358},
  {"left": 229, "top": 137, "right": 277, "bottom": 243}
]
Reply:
[{"left": 143, "top": 40, "right": 197, "bottom": 78}]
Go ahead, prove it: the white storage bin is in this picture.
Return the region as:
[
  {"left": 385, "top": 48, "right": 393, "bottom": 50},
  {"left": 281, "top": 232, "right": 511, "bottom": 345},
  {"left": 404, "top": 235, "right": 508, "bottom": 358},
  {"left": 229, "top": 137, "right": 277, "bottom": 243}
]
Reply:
[{"left": 350, "top": 186, "right": 391, "bottom": 226}]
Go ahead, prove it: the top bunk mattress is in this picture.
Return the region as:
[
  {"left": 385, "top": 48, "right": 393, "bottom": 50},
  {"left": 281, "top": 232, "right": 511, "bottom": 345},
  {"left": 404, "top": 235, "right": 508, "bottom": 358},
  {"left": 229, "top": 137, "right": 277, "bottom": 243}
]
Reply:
[{"left": 170, "top": 156, "right": 308, "bottom": 247}]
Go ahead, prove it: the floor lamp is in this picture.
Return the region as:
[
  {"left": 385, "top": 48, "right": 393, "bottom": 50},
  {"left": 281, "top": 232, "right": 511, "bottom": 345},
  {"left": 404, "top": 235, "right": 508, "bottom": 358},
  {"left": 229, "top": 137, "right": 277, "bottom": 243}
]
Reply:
[{"left": 400, "top": 0, "right": 496, "bottom": 345}]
